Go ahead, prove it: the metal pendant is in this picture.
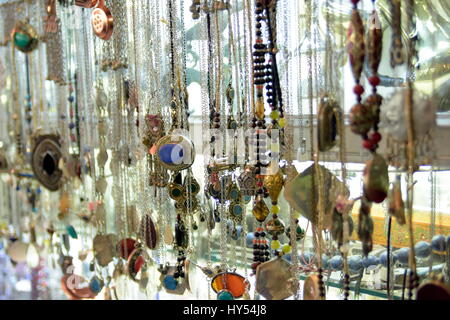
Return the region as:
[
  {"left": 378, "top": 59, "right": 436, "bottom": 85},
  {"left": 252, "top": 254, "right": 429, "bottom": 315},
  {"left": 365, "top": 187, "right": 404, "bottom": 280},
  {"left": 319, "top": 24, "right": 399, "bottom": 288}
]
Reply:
[
  {"left": 284, "top": 164, "right": 349, "bottom": 230},
  {"left": 93, "top": 233, "right": 117, "bottom": 267},
  {"left": 31, "top": 134, "right": 63, "bottom": 191},
  {"left": 91, "top": 0, "right": 113, "bottom": 41},
  {"left": 255, "top": 258, "right": 296, "bottom": 300}
]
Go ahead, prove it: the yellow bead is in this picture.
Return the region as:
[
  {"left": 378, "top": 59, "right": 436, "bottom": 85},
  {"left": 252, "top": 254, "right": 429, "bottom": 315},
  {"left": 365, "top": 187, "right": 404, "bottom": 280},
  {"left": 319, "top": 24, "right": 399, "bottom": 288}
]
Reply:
[
  {"left": 271, "top": 205, "right": 280, "bottom": 214},
  {"left": 293, "top": 211, "right": 301, "bottom": 219},
  {"left": 270, "top": 110, "right": 279, "bottom": 120},
  {"left": 282, "top": 244, "right": 292, "bottom": 254},
  {"left": 278, "top": 117, "right": 286, "bottom": 128},
  {"left": 256, "top": 98, "right": 265, "bottom": 119},
  {"left": 271, "top": 240, "right": 281, "bottom": 250}
]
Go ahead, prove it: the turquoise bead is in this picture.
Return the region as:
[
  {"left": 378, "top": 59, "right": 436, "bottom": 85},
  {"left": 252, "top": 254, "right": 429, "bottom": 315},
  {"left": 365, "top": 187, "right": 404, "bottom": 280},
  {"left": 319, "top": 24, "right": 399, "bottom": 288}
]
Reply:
[
  {"left": 89, "top": 277, "right": 103, "bottom": 293},
  {"left": 217, "top": 290, "right": 234, "bottom": 300},
  {"left": 158, "top": 143, "right": 184, "bottom": 165},
  {"left": 233, "top": 204, "right": 242, "bottom": 216},
  {"left": 14, "top": 32, "right": 31, "bottom": 49},
  {"left": 66, "top": 225, "right": 78, "bottom": 239},
  {"left": 163, "top": 275, "right": 178, "bottom": 290}
]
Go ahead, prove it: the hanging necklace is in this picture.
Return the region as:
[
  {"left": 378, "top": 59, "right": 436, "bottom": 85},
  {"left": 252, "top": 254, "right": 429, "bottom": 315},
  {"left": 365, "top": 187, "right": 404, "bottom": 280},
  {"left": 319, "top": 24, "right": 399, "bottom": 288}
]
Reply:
[{"left": 404, "top": 0, "right": 419, "bottom": 300}]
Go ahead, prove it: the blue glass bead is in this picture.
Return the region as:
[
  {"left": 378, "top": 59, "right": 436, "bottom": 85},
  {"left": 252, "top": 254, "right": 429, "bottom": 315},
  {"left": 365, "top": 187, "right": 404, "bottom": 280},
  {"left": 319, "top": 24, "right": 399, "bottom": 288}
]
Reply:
[
  {"left": 26, "top": 102, "right": 32, "bottom": 108},
  {"left": 89, "top": 277, "right": 103, "bottom": 293},
  {"left": 379, "top": 251, "right": 397, "bottom": 267},
  {"left": 32, "top": 207, "right": 38, "bottom": 213},
  {"left": 329, "top": 255, "right": 343, "bottom": 271},
  {"left": 362, "top": 255, "right": 379, "bottom": 269},
  {"left": 66, "top": 225, "right": 78, "bottom": 239},
  {"left": 244, "top": 195, "right": 252, "bottom": 203},
  {"left": 348, "top": 255, "right": 363, "bottom": 272},
  {"left": 414, "top": 241, "right": 431, "bottom": 258},
  {"left": 431, "top": 235, "right": 446, "bottom": 252},
  {"left": 246, "top": 232, "right": 255, "bottom": 248},
  {"left": 68, "top": 96, "right": 75, "bottom": 103},
  {"left": 163, "top": 275, "right": 178, "bottom": 290},
  {"left": 217, "top": 290, "right": 234, "bottom": 300},
  {"left": 158, "top": 143, "right": 184, "bottom": 165},
  {"left": 69, "top": 122, "right": 75, "bottom": 129},
  {"left": 395, "top": 247, "right": 410, "bottom": 265}
]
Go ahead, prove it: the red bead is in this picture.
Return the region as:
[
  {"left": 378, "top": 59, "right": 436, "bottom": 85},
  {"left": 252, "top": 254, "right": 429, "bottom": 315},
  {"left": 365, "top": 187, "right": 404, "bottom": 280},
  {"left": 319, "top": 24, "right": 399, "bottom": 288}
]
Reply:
[
  {"left": 351, "top": 0, "right": 360, "bottom": 4},
  {"left": 362, "top": 139, "right": 374, "bottom": 150},
  {"left": 371, "top": 132, "right": 382, "bottom": 143},
  {"left": 369, "top": 76, "right": 380, "bottom": 87},
  {"left": 353, "top": 84, "right": 364, "bottom": 96}
]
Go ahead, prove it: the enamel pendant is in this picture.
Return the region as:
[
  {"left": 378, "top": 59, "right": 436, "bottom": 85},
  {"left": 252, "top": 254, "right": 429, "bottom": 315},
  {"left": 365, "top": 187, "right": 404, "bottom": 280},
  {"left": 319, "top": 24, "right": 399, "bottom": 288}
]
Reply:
[
  {"left": 155, "top": 133, "right": 195, "bottom": 171},
  {"left": 211, "top": 272, "right": 248, "bottom": 299},
  {"left": 159, "top": 264, "right": 188, "bottom": 295}
]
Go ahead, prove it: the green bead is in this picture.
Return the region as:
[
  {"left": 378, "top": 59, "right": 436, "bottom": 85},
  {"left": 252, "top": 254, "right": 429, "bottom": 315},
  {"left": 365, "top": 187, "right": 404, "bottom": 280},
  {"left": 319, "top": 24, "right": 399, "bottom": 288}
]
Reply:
[
  {"left": 14, "top": 32, "right": 31, "bottom": 49},
  {"left": 271, "top": 240, "right": 281, "bottom": 250},
  {"left": 270, "top": 110, "right": 280, "bottom": 120},
  {"left": 278, "top": 117, "right": 286, "bottom": 128},
  {"left": 282, "top": 244, "right": 292, "bottom": 254}
]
